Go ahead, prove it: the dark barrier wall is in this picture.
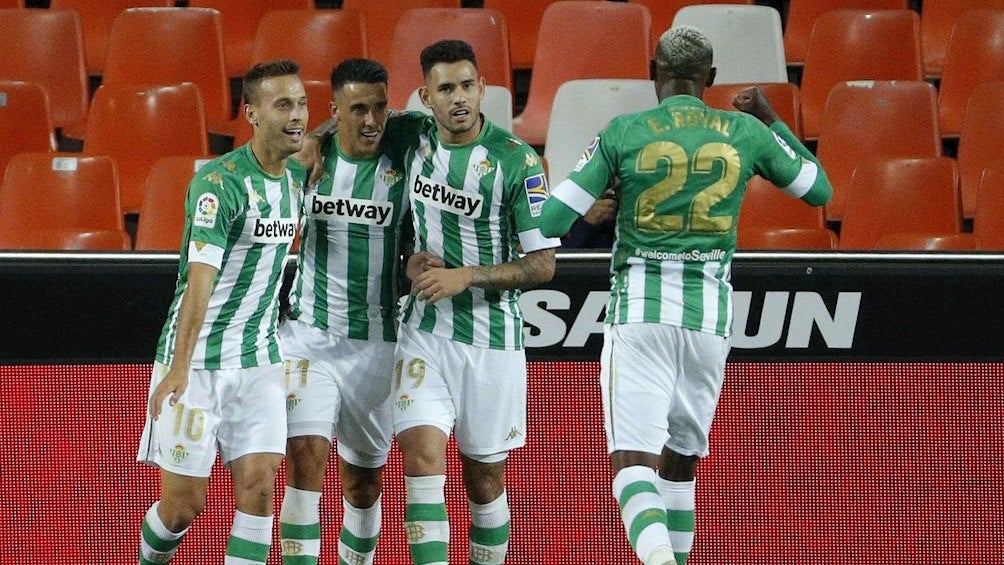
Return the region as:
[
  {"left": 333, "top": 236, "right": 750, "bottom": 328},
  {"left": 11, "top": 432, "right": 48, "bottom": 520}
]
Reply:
[{"left": 1, "top": 252, "right": 1002, "bottom": 564}]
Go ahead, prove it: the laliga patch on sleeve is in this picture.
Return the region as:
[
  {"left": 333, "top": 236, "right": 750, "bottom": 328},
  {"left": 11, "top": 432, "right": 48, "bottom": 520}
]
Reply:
[
  {"left": 524, "top": 173, "right": 549, "bottom": 217},
  {"left": 772, "top": 131, "right": 797, "bottom": 160},
  {"left": 572, "top": 136, "right": 601, "bottom": 173},
  {"left": 194, "top": 192, "right": 219, "bottom": 228}
]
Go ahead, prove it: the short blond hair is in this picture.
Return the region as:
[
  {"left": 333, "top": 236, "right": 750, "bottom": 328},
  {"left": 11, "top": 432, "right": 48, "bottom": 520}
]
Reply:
[{"left": 655, "top": 26, "right": 713, "bottom": 80}]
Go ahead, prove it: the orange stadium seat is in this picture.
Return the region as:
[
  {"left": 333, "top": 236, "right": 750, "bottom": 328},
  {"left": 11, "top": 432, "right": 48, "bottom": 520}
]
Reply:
[
  {"left": 920, "top": 0, "right": 1004, "bottom": 79},
  {"left": 189, "top": 0, "right": 314, "bottom": 78},
  {"left": 0, "top": 153, "right": 130, "bottom": 251},
  {"left": 783, "top": 0, "right": 908, "bottom": 66},
  {"left": 135, "top": 156, "right": 214, "bottom": 251},
  {"left": 484, "top": 0, "right": 599, "bottom": 71},
  {"left": 956, "top": 81, "right": 1004, "bottom": 219},
  {"left": 936, "top": 8, "right": 1004, "bottom": 138},
  {"left": 973, "top": 164, "right": 1004, "bottom": 250},
  {"left": 48, "top": 0, "right": 173, "bottom": 76},
  {"left": 513, "top": 1, "right": 651, "bottom": 147},
  {"left": 703, "top": 82, "right": 803, "bottom": 139},
  {"left": 633, "top": 0, "right": 753, "bottom": 62},
  {"left": 0, "top": 80, "right": 56, "bottom": 177},
  {"left": 102, "top": 7, "right": 231, "bottom": 134},
  {"left": 251, "top": 10, "right": 365, "bottom": 83},
  {"left": 800, "top": 9, "right": 922, "bottom": 140},
  {"left": 738, "top": 176, "right": 826, "bottom": 230},
  {"left": 738, "top": 227, "right": 837, "bottom": 250},
  {"left": 838, "top": 157, "right": 961, "bottom": 250},
  {"left": 0, "top": 9, "right": 88, "bottom": 132},
  {"left": 815, "top": 80, "right": 941, "bottom": 223},
  {"left": 83, "top": 83, "right": 209, "bottom": 215},
  {"left": 341, "top": 0, "right": 461, "bottom": 67},
  {"left": 387, "top": 8, "right": 511, "bottom": 109},
  {"left": 0, "top": 0, "right": 24, "bottom": 7}
]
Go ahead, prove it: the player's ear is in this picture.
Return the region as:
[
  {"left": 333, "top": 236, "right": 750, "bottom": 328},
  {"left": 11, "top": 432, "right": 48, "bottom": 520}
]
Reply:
[
  {"left": 244, "top": 104, "right": 257, "bottom": 128},
  {"left": 706, "top": 67, "right": 717, "bottom": 88},
  {"left": 419, "top": 86, "right": 432, "bottom": 109}
]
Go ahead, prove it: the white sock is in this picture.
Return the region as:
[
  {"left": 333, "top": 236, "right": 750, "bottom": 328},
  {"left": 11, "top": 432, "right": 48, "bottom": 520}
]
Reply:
[
  {"left": 339, "top": 495, "right": 382, "bottom": 565},
  {"left": 469, "top": 490, "right": 511, "bottom": 565},
  {"left": 657, "top": 477, "right": 696, "bottom": 562},
  {"left": 279, "top": 486, "right": 322, "bottom": 563},
  {"left": 139, "top": 501, "right": 188, "bottom": 564},
  {"left": 613, "top": 466, "right": 675, "bottom": 565},
  {"left": 225, "top": 510, "right": 273, "bottom": 564}
]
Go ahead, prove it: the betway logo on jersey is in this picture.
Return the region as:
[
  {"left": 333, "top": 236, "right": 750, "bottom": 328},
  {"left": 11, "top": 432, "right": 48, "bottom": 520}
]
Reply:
[
  {"left": 309, "top": 194, "right": 393, "bottom": 226},
  {"left": 412, "top": 175, "right": 483, "bottom": 218},
  {"left": 250, "top": 218, "right": 296, "bottom": 243}
]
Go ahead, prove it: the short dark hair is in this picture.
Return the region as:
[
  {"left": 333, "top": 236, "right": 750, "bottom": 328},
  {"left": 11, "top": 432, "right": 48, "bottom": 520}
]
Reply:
[
  {"left": 243, "top": 59, "right": 300, "bottom": 105},
  {"left": 420, "top": 39, "right": 478, "bottom": 78},
  {"left": 330, "top": 58, "right": 389, "bottom": 91}
]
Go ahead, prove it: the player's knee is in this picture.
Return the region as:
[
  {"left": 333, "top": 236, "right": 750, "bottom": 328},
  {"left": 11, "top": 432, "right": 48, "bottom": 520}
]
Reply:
[
  {"left": 159, "top": 494, "right": 206, "bottom": 532},
  {"left": 461, "top": 455, "right": 506, "bottom": 504},
  {"left": 660, "top": 448, "right": 699, "bottom": 481},
  {"left": 343, "top": 476, "right": 383, "bottom": 509}
]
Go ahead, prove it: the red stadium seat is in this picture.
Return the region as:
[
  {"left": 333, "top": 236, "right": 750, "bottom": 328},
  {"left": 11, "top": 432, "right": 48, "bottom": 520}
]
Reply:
[
  {"left": 83, "top": 83, "right": 209, "bottom": 214},
  {"left": 838, "top": 157, "right": 961, "bottom": 250},
  {"left": 251, "top": 10, "right": 365, "bottom": 83},
  {"left": 973, "top": 164, "right": 1004, "bottom": 250},
  {"left": 0, "top": 80, "right": 56, "bottom": 178},
  {"left": 872, "top": 233, "right": 976, "bottom": 251},
  {"left": 632, "top": 0, "right": 753, "bottom": 61},
  {"left": 0, "top": 153, "right": 130, "bottom": 250},
  {"left": 48, "top": 0, "right": 174, "bottom": 76},
  {"left": 920, "top": 0, "right": 1004, "bottom": 78},
  {"left": 936, "top": 9, "right": 1004, "bottom": 138},
  {"left": 135, "top": 156, "right": 214, "bottom": 251},
  {"left": 815, "top": 81, "right": 941, "bottom": 222},
  {"left": 341, "top": 0, "right": 461, "bottom": 66},
  {"left": 738, "top": 227, "right": 838, "bottom": 250},
  {"left": 513, "top": 1, "right": 651, "bottom": 147},
  {"left": 484, "top": 0, "right": 600, "bottom": 71},
  {"left": 956, "top": 81, "right": 1004, "bottom": 219},
  {"left": 783, "top": 0, "right": 907, "bottom": 66},
  {"left": 0, "top": 9, "right": 88, "bottom": 132},
  {"left": 800, "top": 9, "right": 923, "bottom": 139},
  {"left": 386, "top": 8, "right": 511, "bottom": 109}
]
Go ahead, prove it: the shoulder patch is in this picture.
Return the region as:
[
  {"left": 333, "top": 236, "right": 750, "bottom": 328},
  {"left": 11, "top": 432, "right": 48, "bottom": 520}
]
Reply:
[
  {"left": 194, "top": 192, "right": 219, "bottom": 228},
  {"left": 771, "top": 131, "right": 798, "bottom": 160},
  {"left": 572, "top": 136, "right": 601, "bottom": 173},
  {"left": 524, "top": 173, "right": 549, "bottom": 217}
]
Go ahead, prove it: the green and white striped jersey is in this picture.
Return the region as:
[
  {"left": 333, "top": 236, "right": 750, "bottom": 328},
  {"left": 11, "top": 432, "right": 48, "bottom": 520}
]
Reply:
[
  {"left": 386, "top": 113, "right": 561, "bottom": 350},
  {"left": 543, "top": 95, "right": 831, "bottom": 337},
  {"left": 287, "top": 139, "right": 410, "bottom": 342},
  {"left": 156, "top": 144, "right": 304, "bottom": 369}
]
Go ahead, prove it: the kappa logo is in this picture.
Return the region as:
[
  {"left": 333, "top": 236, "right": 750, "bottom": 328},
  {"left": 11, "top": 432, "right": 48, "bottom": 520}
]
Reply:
[
  {"left": 412, "top": 175, "right": 483, "bottom": 218},
  {"left": 505, "top": 426, "right": 522, "bottom": 441},
  {"left": 524, "top": 173, "right": 549, "bottom": 217},
  {"left": 194, "top": 192, "right": 219, "bottom": 228},
  {"left": 309, "top": 195, "right": 393, "bottom": 226},
  {"left": 573, "top": 136, "right": 601, "bottom": 172}
]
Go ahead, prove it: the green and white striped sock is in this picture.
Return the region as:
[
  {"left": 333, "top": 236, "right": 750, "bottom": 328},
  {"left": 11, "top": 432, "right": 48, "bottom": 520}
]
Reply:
[
  {"left": 613, "top": 466, "right": 675, "bottom": 565},
  {"left": 468, "top": 491, "right": 510, "bottom": 565},
  {"left": 338, "top": 495, "right": 381, "bottom": 565},
  {"left": 225, "top": 510, "right": 273, "bottom": 564},
  {"left": 279, "top": 486, "right": 322, "bottom": 565},
  {"left": 404, "top": 475, "right": 449, "bottom": 565},
  {"left": 657, "top": 477, "right": 696, "bottom": 565},
  {"left": 138, "top": 502, "right": 187, "bottom": 564}
]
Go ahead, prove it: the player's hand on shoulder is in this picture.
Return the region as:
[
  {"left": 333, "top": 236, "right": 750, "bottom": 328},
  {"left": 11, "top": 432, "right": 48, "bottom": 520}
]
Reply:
[{"left": 732, "top": 86, "right": 781, "bottom": 127}]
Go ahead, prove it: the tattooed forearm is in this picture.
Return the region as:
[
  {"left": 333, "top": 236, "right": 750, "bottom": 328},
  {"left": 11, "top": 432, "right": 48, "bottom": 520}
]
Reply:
[{"left": 469, "top": 249, "right": 556, "bottom": 291}]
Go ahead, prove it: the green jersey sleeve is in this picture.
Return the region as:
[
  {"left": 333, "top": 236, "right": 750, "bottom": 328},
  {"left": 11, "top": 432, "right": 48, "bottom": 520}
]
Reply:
[
  {"left": 752, "top": 120, "right": 832, "bottom": 207},
  {"left": 539, "top": 121, "right": 618, "bottom": 237},
  {"left": 185, "top": 166, "right": 242, "bottom": 253}
]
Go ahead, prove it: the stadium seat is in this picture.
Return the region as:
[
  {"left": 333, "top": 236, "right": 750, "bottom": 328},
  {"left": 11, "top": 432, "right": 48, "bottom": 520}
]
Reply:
[
  {"left": 251, "top": 9, "right": 365, "bottom": 83},
  {"left": 341, "top": 0, "right": 461, "bottom": 66},
  {"left": 0, "top": 0, "right": 24, "bottom": 7},
  {"left": 738, "top": 176, "right": 826, "bottom": 232},
  {"left": 783, "top": 0, "right": 908, "bottom": 66},
  {"left": 800, "top": 9, "right": 923, "bottom": 140},
  {"left": 188, "top": 0, "right": 314, "bottom": 78},
  {"left": 919, "top": 0, "right": 1004, "bottom": 78},
  {"left": 937, "top": 9, "right": 1004, "bottom": 138},
  {"left": 632, "top": 0, "right": 752, "bottom": 59},
  {"left": 48, "top": 0, "right": 173, "bottom": 76},
  {"left": 838, "top": 157, "right": 961, "bottom": 250},
  {"left": 0, "top": 80, "right": 56, "bottom": 178},
  {"left": 671, "top": 4, "right": 786, "bottom": 85},
  {"left": 703, "top": 82, "right": 803, "bottom": 139},
  {"left": 0, "top": 153, "right": 130, "bottom": 251},
  {"left": 872, "top": 233, "right": 976, "bottom": 251},
  {"left": 406, "top": 85, "right": 515, "bottom": 132},
  {"left": 102, "top": 7, "right": 231, "bottom": 134},
  {"left": 0, "top": 9, "right": 88, "bottom": 132},
  {"left": 231, "top": 79, "right": 332, "bottom": 148},
  {"left": 738, "top": 227, "right": 838, "bottom": 250},
  {"left": 816, "top": 81, "right": 941, "bottom": 222},
  {"left": 386, "top": 8, "right": 511, "bottom": 109},
  {"left": 543, "top": 79, "right": 657, "bottom": 186},
  {"left": 484, "top": 0, "right": 600, "bottom": 71},
  {"left": 513, "top": 1, "right": 651, "bottom": 147},
  {"left": 956, "top": 81, "right": 1004, "bottom": 219},
  {"left": 83, "top": 83, "right": 209, "bottom": 215},
  {"left": 135, "top": 156, "right": 214, "bottom": 251},
  {"left": 973, "top": 164, "right": 1004, "bottom": 250}
]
